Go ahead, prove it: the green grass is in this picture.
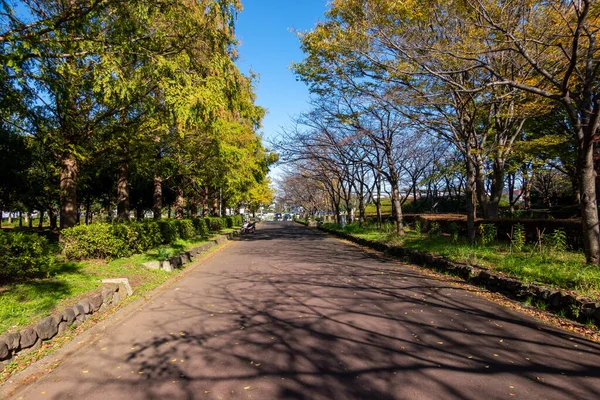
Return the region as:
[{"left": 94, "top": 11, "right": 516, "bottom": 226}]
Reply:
[
  {"left": 0, "top": 234, "right": 225, "bottom": 335},
  {"left": 324, "top": 222, "right": 599, "bottom": 299}
]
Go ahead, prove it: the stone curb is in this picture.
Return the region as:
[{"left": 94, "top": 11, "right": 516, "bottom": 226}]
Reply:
[
  {"left": 142, "top": 232, "right": 238, "bottom": 272},
  {"left": 318, "top": 226, "right": 600, "bottom": 326},
  {"left": 0, "top": 281, "right": 128, "bottom": 364}
]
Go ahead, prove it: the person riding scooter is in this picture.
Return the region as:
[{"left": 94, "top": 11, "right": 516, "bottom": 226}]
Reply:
[{"left": 240, "top": 220, "right": 256, "bottom": 235}]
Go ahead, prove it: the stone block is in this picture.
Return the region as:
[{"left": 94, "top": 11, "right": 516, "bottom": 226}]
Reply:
[
  {"left": 102, "top": 289, "right": 114, "bottom": 305},
  {"left": 78, "top": 299, "right": 92, "bottom": 314},
  {"left": 0, "top": 341, "right": 9, "bottom": 360},
  {"left": 19, "top": 327, "right": 38, "bottom": 349},
  {"left": 169, "top": 256, "right": 182, "bottom": 267},
  {"left": 73, "top": 304, "right": 85, "bottom": 317},
  {"left": 118, "top": 283, "right": 129, "bottom": 299},
  {"left": 99, "top": 303, "right": 108, "bottom": 313},
  {"left": 112, "top": 291, "right": 121, "bottom": 306},
  {"left": 101, "top": 278, "right": 132, "bottom": 296},
  {"left": 143, "top": 261, "right": 161, "bottom": 270},
  {"left": 0, "top": 332, "right": 20, "bottom": 351},
  {"left": 162, "top": 261, "right": 174, "bottom": 272},
  {"left": 89, "top": 294, "right": 103, "bottom": 312},
  {"left": 36, "top": 316, "right": 59, "bottom": 340},
  {"left": 180, "top": 253, "right": 190, "bottom": 264},
  {"left": 58, "top": 321, "right": 69, "bottom": 336}
]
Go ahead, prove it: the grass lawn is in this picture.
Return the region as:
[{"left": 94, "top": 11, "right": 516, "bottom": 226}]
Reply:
[
  {"left": 0, "top": 232, "right": 230, "bottom": 336},
  {"left": 323, "top": 223, "right": 600, "bottom": 299}
]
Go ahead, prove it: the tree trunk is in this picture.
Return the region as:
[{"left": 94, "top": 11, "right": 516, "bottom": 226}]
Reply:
[
  {"left": 19, "top": 211, "right": 22, "bottom": 227},
  {"left": 38, "top": 210, "right": 44, "bottom": 228},
  {"left": 60, "top": 155, "right": 79, "bottom": 228},
  {"left": 116, "top": 161, "right": 130, "bottom": 221},
  {"left": 578, "top": 137, "right": 600, "bottom": 264},
  {"left": 390, "top": 182, "right": 405, "bottom": 235},
  {"left": 202, "top": 187, "right": 209, "bottom": 217},
  {"left": 85, "top": 202, "right": 91, "bottom": 225},
  {"left": 486, "top": 160, "right": 505, "bottom": 219},
  {"left": 475, "top": 158, "right": 490, "bottom": 219},
  {"left": 27, "top": 210, "right": 33, "bottom": 228},
  {"left": 174, "top": 178, "right": 185, "bottom": 219},
  {"left": 465, "top": 156, "right": 477, "bottom": 243},
  {"left": 375, "top": 179, "right": 382, "bottom": 229},
  {"left": 212, "top": 191, "right": 219, "bottom": 217},
  {"left": 153, "top": 176, "right": 162, "bottom": 219},
  {"left": 48, "top": 208, "right": 57, "bottom": 229}
]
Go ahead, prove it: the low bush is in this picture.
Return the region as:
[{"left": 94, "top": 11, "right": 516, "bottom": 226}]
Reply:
[
  {"left": 176, "top": 219, "right": 196, "bottom": 240},
  {"left": 129, "top": 220, "right": 163, "bottom": 250},
  {"left": 192, "top": 218, "right": 209, "bottom": 237},
  {"left": 158, "top": 220, "right": 180, "bottom": 244},
  {"left": 225, "top": 216, "right": 234, "bottom": 228},
  {"left": 0, "top": 231, "right": 52, "bottom": 281},
  {"left": 207, "top": 217, "right": 224, "bottom": 231},
  {"left": 62, "top": 223, "right": 129, "bottom": 260}
]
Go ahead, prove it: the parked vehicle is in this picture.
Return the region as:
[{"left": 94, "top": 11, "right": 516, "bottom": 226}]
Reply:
[{"left": 240, "top": 221, "right": 256, "bottom": 235}]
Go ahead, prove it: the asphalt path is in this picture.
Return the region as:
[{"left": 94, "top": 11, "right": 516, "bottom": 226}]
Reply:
[{"left": 3, "top": 222, "right": 600, "bottom": 399}]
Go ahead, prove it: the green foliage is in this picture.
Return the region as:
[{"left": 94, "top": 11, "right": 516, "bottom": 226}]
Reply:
[
  {"left": 479, "top": 224, "right": 497, "bottom": 245},
  {"left": 0, "top": 232, "right": 52, "bottom": 282},
  {"left": 510, "top": 223, "right": 526, "bottom": 252},
  {"left": 449, "top": 222, "right": 460, "bottom": 242},
  {"left": 158, "top": 220, "right": 180, "bottom": 244},
  {"left": 128, "top": 221, "right": 163, "bottom": 251},
  {"left": 62, "top": 224, "right": 129, "bottom": 260},
  {"left": 429, "top": 222, "right": 441, "bottom": 237},
  {"left": 225, "top": 216, "right": 234, "bottom": 228},
  {"left": 414, "top": 220, "right": 422, "bottom": 234},
  {"left": 207, "top": 217, "right": 224, "bottom": 231},
  {"left": 546, "top": 228, "right": 568, "bottom": 252},
  {"left": 175, "top": 220, "right": 196, "bottom": 240},
  {"left": 192, "top": 218, "right": 209, "bottom": 237}
]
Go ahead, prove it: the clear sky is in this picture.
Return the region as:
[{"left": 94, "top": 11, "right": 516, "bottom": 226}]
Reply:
[{"left": 234, "top": 0, "right": 329, "bottom": 155}]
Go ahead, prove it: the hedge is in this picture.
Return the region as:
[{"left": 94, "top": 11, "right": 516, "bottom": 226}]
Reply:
[
  {"left": 61, "top": 218, "right": 231, "bottom": 261},
  {"left": 0, "top": 231, "right": 52, "bottom": 282}
]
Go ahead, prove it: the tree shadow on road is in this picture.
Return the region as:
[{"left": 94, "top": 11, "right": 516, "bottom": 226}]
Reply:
[{"left": 48, "top": 223, "right": 600, "bottom": 399}]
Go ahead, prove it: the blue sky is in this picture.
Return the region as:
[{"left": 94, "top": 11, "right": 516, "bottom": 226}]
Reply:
[{"left": 235, "top": 0, "right": 328, "bottom": 152}]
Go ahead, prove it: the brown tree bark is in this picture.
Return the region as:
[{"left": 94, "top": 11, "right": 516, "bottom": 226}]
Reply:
[
  {"left": 153, "top": 176, "right": 162, "bottom": 219},
  {"left": 116, "top": 161, "right": 130, "bottom": 221},
  {"left": 578, "top": 132, "right": 600, "bottom": 264},
  {"left": 465, "top": 155, "right": 477, "bottom": 244},
  {"left": 60, "top": 155, "right": 79, "bottom": 229},
  {"left": 202, "top": 187, "right": 209, "bottom": 217},
  {"left": 174, "top": 178, "right": 185, "bottom": 219}
]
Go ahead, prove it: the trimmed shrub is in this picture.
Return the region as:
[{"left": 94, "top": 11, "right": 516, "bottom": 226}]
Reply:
[
  {"left": 176, "top": 219, "right": 195, "bottom": 240},
  {"left": 62, "top": 223, "right": 128, "bottom": 260},
  {"left": 0, "top": 231, "right": 52, "bottom": 281},
  {"left": 129, "top": 221, "right": 163, "bottom": 251},
  {"left": 192, "top": 218, "right": 209, "bottom": 237},
  {"left": 225, "top": 216, "right": 234, "bottom": 228},
  {"left": 234, "top": 215, "right": 244, "bottom": 226},
  {"left": 158, "top": 220, "right": 180, "bottom": 244},
  {"left": 207, "top": 217, "right": 224, "bottom": 232},
  {"left": 111, "top": 223, "right": 139, "bottom": 255}
]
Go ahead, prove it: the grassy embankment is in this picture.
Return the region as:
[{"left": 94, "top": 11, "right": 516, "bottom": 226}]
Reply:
[
  {"left": 0, "top": 228, "right": 238, "bottom": 335},
  {"left": 321, "top": 222, "right": 599, "bottom": 300}
]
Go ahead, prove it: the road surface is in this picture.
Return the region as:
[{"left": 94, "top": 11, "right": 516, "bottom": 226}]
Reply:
[{"left": 3, "top": 222, "right": 600, "bottom": 399}]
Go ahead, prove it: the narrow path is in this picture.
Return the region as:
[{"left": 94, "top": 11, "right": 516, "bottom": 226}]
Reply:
[{"left": 4, "top": 222, "right": 600, "bottom": 399}]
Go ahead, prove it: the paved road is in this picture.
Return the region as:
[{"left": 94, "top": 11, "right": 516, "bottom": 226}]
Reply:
[{"left": 3, "top": 222, "right": 600, "bottom": 399}]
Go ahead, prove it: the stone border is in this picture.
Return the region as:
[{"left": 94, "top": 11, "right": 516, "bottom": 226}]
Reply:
[
  {"left": 142, "top": 233, "right": 236, "bottom": 272},
  {"left": 318, "top": 226, "right": 600, "bottom": 326},
  {"left": 0, "top": 281, "right": 129, "bottom": 363},
  {"left": 0, "top": 232, "right": 238, "bottom": 365}
]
